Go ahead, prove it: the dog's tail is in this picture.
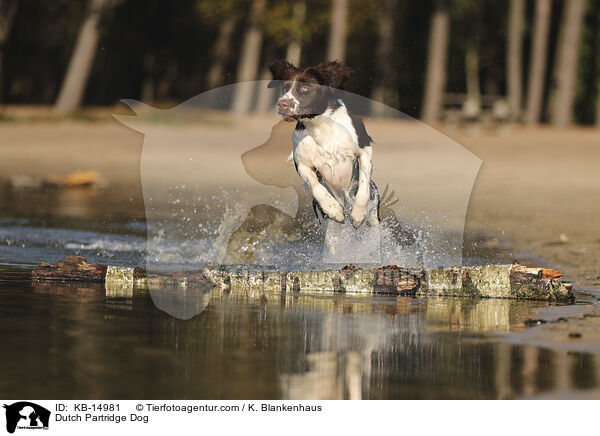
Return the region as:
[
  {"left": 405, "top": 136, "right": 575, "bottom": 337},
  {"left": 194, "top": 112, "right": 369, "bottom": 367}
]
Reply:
[{"left": 380, "top": 183, "right": 399, "bottom": 209}]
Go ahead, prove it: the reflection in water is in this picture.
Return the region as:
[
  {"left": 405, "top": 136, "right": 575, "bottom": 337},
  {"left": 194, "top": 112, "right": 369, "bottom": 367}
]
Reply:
[
  {"left": 0, "top": 270, "right": 597, "bottom": 400},
  {"left": 0, "top": 184, "right": 145, "bottom": 225}
]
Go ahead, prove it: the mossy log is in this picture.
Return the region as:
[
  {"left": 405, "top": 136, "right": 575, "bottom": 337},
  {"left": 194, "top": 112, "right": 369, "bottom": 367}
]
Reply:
[{"left": 32, "top": 256, "right": 574, "bottom": 302}]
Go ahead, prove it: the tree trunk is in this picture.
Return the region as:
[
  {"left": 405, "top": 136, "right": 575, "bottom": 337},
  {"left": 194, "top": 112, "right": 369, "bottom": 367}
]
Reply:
[
  {"left": 524, "top": 0, "right": 552, "bottom": 125},
  {"left": 463, "top": 44, "right": 481, "bottom": 120},
  {"left": 286, "top": 41, "right": 302, "bottom": 68},
  {"left": 140, "top": 54, "right": 156, "bottom": 102},
  {"left": 255, "top": 2, "right": 306, "bottom": 113},
  {"left": 232, "top": 0, "right": 266, "bottom": 116},
  {"left": 549, "top": 0, "right": 587, "bottom": 127},
  {"left": 206, "top": 14, "right": 237, "bottom": 90},
  {"left": 326, "top": 0, "right": 348, "bottom": 62},
  {"left": 54, "top": 0, "right": 108, "bottom": 115},
  {"left": 0, "top": 46, "right": 4, "bottom": 102},
  {"left": 370, "top": 0, "right": 398, "bottom": 116},
  {"left": 285, "top": 1, "right": 306, "bottom": 66},
  {"left": 597, "top": 83, "right": 600, "bottom": 127},
  {"left": 421, "top": 0, "right": 449, "bottom": 122},
  {"left": 507, "top": 0, "right": 524, "bottom": 121},
  {"left": 0, "top": 0, "right": 19, "bottom": 102},
  {"left": 254, "top": 65, "right": 273, "bottom": 113},
  {"left": 254, "top": 44, "right": 276, "bottom": 113}
]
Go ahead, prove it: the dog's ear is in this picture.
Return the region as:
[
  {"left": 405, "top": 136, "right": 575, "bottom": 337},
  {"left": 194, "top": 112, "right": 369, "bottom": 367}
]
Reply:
[
  {"left": 305, "top": 61, "right": 353, "bottom": 89},
  {"left": 268, "top": 60, "right": 297, "bottom": 88}
]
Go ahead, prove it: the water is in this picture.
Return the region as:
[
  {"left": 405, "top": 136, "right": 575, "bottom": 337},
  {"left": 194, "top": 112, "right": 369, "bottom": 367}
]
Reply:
[
  {"left": 1, "top": 267, "right": 599, "bottom": 399},
  {"left": 1, "top": 186, "right": 600, "bottom": 399}
]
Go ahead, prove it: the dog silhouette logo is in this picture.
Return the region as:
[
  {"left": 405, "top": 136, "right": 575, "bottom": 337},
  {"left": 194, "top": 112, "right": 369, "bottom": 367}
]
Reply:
[{"left": 3, "top": 402, "right": 50, "bottom": 434}]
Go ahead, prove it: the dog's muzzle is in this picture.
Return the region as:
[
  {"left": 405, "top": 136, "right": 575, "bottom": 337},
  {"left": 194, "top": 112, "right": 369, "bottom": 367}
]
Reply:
[{"left": 276, "top": 98, "right": 300, "bottom": 121}]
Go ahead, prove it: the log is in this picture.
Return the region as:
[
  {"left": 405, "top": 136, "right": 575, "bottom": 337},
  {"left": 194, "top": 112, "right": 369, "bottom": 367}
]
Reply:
[
  {"left": 33, "top": 256, "right": 108, "bottom": 282},
  {"left": 32, "top": 256, "right": 575, "bottom": 303}
]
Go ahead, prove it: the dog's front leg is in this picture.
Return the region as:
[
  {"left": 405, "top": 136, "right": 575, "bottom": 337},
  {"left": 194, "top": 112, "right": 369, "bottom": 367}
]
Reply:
[
  {"left": 297, "top": 163, "right": 344, "bottom": 223},
  {"left": 350, "top": 146, "right": 373, "bottom": 228}
]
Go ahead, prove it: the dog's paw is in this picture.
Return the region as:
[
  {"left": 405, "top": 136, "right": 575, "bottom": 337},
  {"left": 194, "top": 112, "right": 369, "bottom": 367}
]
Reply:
[
  {"left": 328, "top": 205, "right": 345, "bottom": 223},
  {"left": 350, "top": 206, "right": 366, "bottom": 228},
  {"left": 323, "top": 201, "right": 344, "bottom": 223}
]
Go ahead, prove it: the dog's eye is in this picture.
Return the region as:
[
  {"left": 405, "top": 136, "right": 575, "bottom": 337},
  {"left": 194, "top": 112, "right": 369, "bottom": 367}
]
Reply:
[
  {"left": 283, "top": 84, "right": 291, "bottom": 94},
  {"left": 299, "top": 85, "right": 310, "bottom": 94}
]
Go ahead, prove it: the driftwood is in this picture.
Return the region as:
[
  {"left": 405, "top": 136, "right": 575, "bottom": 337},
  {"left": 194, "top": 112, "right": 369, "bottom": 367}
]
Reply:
[
  {"left": 32, "top": 256, "right": 574, "bottom": 303},
  {"left": 33, "top": 256, "right": 109, "bottom": 282}
]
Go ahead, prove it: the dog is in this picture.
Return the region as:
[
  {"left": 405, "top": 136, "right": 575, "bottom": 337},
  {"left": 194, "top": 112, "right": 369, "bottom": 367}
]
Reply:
[{"left": 268, "top": 60, "right": 381, "bottom": 254}]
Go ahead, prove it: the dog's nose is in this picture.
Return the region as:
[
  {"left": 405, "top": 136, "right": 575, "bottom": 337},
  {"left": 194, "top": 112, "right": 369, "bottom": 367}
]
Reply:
[{"left": 277, "top": 99, "right": 290, "bottom": 111}]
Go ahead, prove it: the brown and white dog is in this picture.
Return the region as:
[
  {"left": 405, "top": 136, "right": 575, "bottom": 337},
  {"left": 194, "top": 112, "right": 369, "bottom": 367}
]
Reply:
[{"left": 268, "top": 60, "right": 380, "bottom": 241}]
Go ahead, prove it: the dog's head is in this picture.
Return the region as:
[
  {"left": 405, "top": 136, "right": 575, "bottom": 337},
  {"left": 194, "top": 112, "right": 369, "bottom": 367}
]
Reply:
[{"left": 268, "top": 60, "right": 353, "bottom": 121}]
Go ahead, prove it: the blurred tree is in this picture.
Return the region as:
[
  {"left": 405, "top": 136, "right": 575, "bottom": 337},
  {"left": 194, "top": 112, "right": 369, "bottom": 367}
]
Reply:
[
  {"left": 370, "top": 0, "right": 398, "bottom": 115},
  {"left": 285, "top": 1, "right": 306, "bottom": 65},
  {"left": 341, "top": 0, "right": 377, "bottom": 96},
  {"left": 574, "top": 0, "right": 600, "bottom": 125},
  {"left": 327, "top": 0, "right": 347, "bottom": 62},
  {"left": 421, "top": 0, "right": 449, "bottom": 122},
  {"left": 198, "top": 0, "right": 241, "bottom": 90},
  {"left": 597, "top": 90, "right": 600, "bottom": 126},
  {"left": 264, "top": 0, "right": 329, "bottom": 65},
  {"left": 464, "top": 42, "right": 481, "bottom": 119},
  {"left": 453, "top": 0, "right": 484, "bottom": 120},
  {"left": 232, "top": 0, "right": 266, "bottom": 115},
  {"left": 2, "top": 0, "right": 598, "bottom": 127},
  {"left": 110, "top": 0, "right": 214, "bottom": 104},
  {"left": 387, "top": 2, "right": 429, "bottom": 117},
  {"left": 549, "top": 0, "right": 587, "bottom": 127},
  {"left": 0, "top": 0, "right": 18, "bottom": 102},
  {"left": 524, "top": 0, "right": 552, "bottom": 125},
  {"left": 507, "top": 0, "right": 524, "bottom": 121},
  {"left": 261, "top": 0, "right": 308, "bottom": 65},
  {"left": 206, "top": 15, "right": 236, "bottom": 89},
  {"left": 255, "top": 0, "right": 308, "bottom": 113},
  {"left": 54, "top": 0, "right": 114, "bottom": 115}
]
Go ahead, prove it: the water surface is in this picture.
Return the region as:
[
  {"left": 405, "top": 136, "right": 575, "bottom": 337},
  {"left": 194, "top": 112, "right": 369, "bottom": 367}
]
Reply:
[{"left": 1, "top": 186, "right": 599, "bottom": 399}]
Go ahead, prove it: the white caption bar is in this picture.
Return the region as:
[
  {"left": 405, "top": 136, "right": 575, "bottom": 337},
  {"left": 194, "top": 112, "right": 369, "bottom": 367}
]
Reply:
[{"left": 0, "top": 400, "right": 596, "bottom": 435}]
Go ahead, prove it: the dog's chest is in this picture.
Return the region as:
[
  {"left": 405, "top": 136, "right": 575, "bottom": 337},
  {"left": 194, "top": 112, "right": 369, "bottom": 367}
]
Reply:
[{"left": 293, "top": 111, "right": 360, "bottom": 194}]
